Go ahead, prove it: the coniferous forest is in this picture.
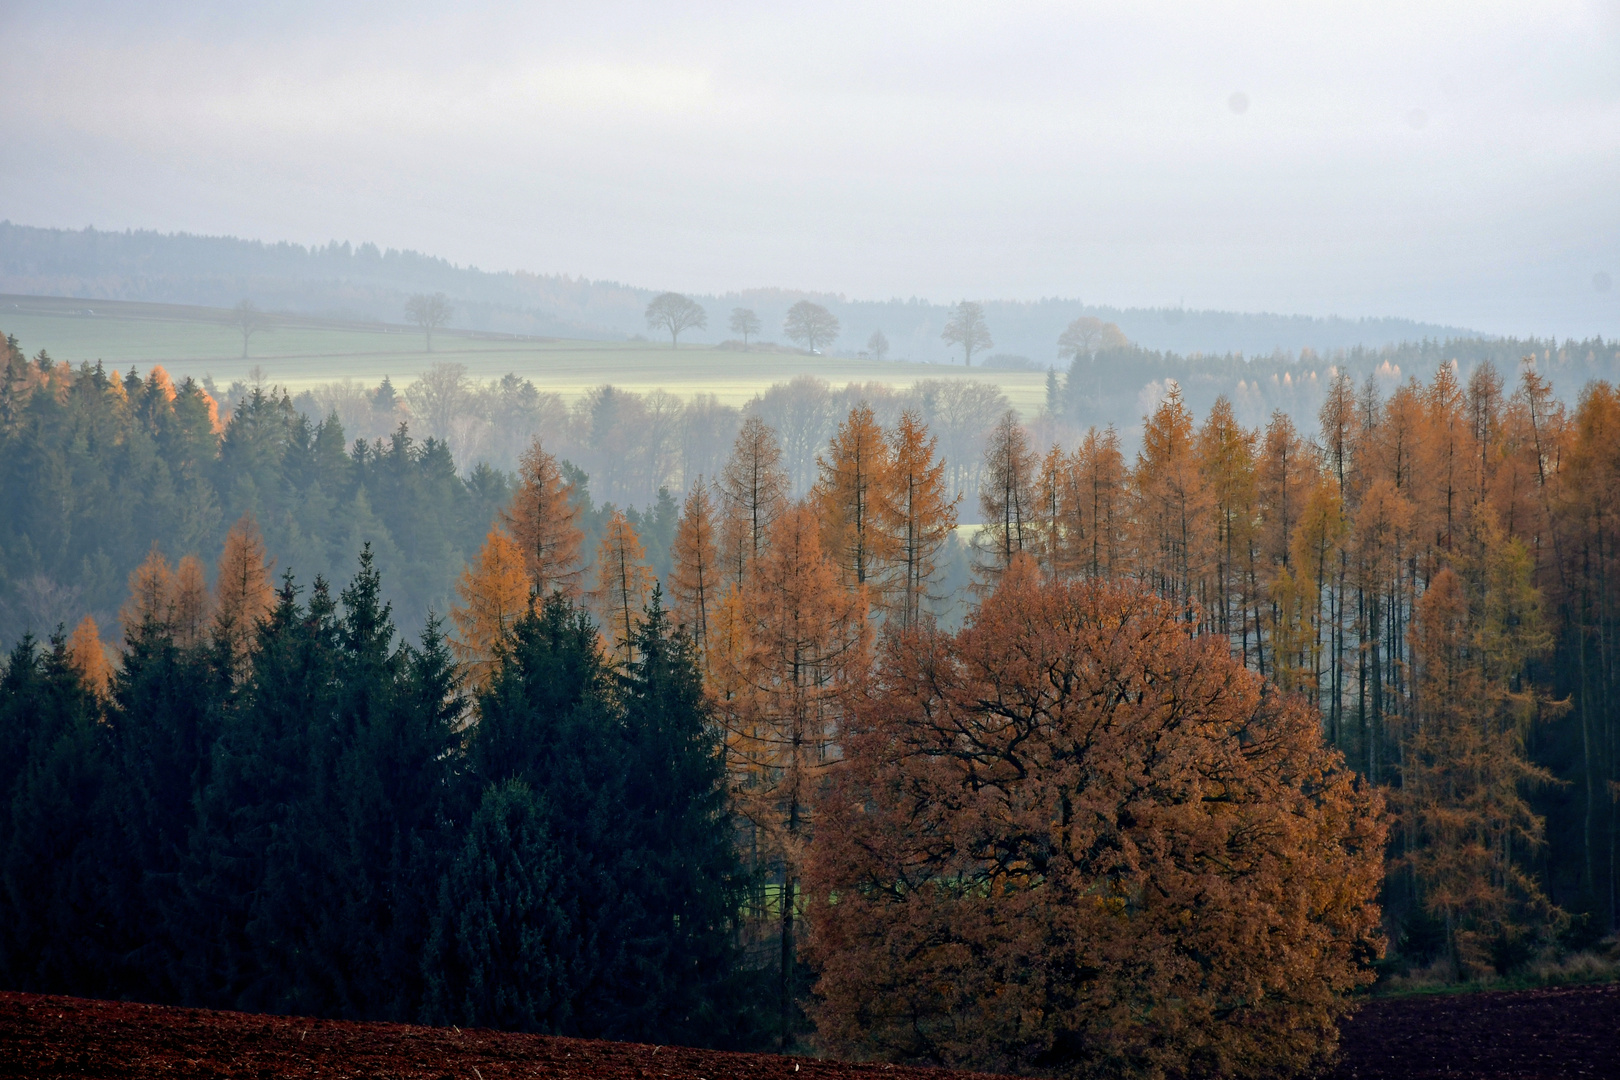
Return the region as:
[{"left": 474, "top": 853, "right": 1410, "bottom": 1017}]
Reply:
[{"left": 3, "top": 326, "right": 1620, "bottom": 1076}]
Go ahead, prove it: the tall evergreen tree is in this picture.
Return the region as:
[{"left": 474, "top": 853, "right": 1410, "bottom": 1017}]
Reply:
[
  {"left": 425, "top": 778, "right": 573, "bottom": 1030},
  {"left": 106, "top": 613, "right": 226, "bottom": 998},
  {"left": 0, "top": 635, "right": 116, "bottom": 995},
  {"left": 609, "top": 590, "right": 749, "bottom": 1043},
  {"left": 185, "top": 575, "right": 341, "bottom": 1011}
]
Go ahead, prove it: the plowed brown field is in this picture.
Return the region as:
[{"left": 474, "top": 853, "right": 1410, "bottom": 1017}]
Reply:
[{"left": 1, "top": 983, "right": 1617, "bottom": 1080}]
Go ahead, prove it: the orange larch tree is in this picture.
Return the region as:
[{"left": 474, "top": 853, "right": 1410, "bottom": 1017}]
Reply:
[
  {"left": 1255, "top": 411, "right": 1314, "bottom": 680},
  {"left": 718, "top": 415, "right": 789, "bottom": 586},
  {"left": 213, "top": 514, "right": 276, "bottom": 680},
  {"left": 1351, "top": 476, "right": 1414, "bottom": 782},
  {"left": 1257, "top": 411, "right": 1312, "bottom": 578},
  {"left": 171, "top": 553, "right": 212, "bottom": 648},
  {"left": 813, "top": 403, "right": 895, "bottom": 598},
  {"left": 1315, "top": 370, "right": 1366, "bottom": 766},
  {"left": 589, "top": 510, "right": 656, "bottom": 664},
  {"left": 504, "top": 440, "right": 584, "bottom": 598},
  {"left": 972, "top": 409, "right": 1036, "bottom": 588},
  {"left": 451, "top": 527, "right": 532, "bottom": 689},
  {"left": 1486, "top": 367, "right": 1547, "bottom": 551},
  {"left": 1287, "top": 471, "right": 1348, "bottom": 719},
  {"left": 713, "top": 501, "right": 870, "bottom": 1043},
  {"left": 1196, "top": 396, "right": 1258, "bottom": 649},
  {"left": 1400, "top": 560, "right": 1557, "bottom": 977},
  {"left": 1068, "top": 425, "right": 1130, "bottom": 580},
  {"left": 1467, "top": 363, "right": 1505, "bottom": 517},
  {"left": 1132, "top": 382, "right": 1213, "bottom": 617},
  {"left": 669, "top": 479, "right": 721, "bottom": 653},
  {"left": 65, "top": 615, "right": 114, "bottom": 699},
  {"left": 1030, "top": 441, "right": 1069, "bottom": 577},
  {"left": 122, "top": 546, "right": 176, "bottom": 639},
  {"left": 1365, "top": 378, "right": 1428, "bottom": 731},
  {"left": 1421, "top": 361, "right": 1472, "bottom": 556},
  {"left": 874, "top": 409, "right": 958, "bottom": 631}
]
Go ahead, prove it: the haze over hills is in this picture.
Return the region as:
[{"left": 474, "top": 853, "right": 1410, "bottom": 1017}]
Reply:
[{"left": 0, "top": 221, "right": 1482, "bottom": 364}]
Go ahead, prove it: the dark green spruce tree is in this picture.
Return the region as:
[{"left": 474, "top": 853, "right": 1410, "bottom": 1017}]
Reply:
[
  {"left": 432, "top": 590, "right": 754, "bottom": 1045},
  {"left": 606, "top": 588, "right": 751, "bottom": 1045},
  {"left": 183, "top": 573, "right": 340, "bottom": 1012},
  {"left": 0, "top": 635, "right": 116, "bottom": 995},
  {"left": 105, "top": 613, "right": 229, "bottom": 999},
  {"left": 429, "top": 593, "right": 609, "bottom": 1034},
  {"left": 424, "top": 777, "right": 573, "bottom": 1031},
  {"left": 323, "top": 549, "right": 465, "bottom": 1019}
]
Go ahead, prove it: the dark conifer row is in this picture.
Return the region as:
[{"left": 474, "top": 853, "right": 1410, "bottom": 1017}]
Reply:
[{"left": 0, "top": 549, "right": 765, "bottom": 1046}]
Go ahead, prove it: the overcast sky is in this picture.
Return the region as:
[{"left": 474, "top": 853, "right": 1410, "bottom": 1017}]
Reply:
[{"left": 2, "top": 1, "right": 1618, "bottom": 337}]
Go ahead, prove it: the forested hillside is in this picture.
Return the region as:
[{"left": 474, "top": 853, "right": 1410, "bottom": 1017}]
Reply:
[
  {"left": 4, "top": 322, "right": 1620, "bottom": 1074},
  {"left": 1053, "top": 335, "right": 1620, "bottom": 434},
  {"left": 0, "top": 334, "right": 512, "bottom": 645},
  {"left": 0, "top": 222, "right": 1479, "bottom": 359}
]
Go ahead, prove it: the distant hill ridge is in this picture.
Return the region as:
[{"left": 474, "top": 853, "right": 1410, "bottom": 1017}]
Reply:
[{"left": 0, "top": 221, "right": 1482, "bottom": 362}]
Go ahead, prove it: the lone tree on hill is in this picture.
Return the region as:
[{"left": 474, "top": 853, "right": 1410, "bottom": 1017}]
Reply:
[
  {"left": 405, "top": 293, "right": 454, "bottom": 352},
  {"left": 784, "top": 300, "right": 840, "bottom": 354},
  {"left": 729, "top": 307, "right": 762, "bottom": 346},
  {"left": 866, "top": 329, "right": 889, "bottom": 361},
  {"left": 646, "top": 292, "right": 707, "bottom": 347},
  {"left": 1057, "top": 315, "right": 1129, "bottom": 360},
  {"left": 941, "top": 300, "right": 992, "bottom": 366},
  {"left": 231, "top": 299, "right": 266, "bottom": 359}
]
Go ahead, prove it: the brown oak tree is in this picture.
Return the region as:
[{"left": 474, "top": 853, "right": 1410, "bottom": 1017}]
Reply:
[{"left": 807, "top": 563, "right": 1385, "bottom": 1078}]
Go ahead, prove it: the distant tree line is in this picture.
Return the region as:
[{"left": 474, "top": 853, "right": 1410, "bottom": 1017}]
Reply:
[
  {"left": 1050, "top": 334, "right": 1620, "bottom": 437},
  {"left": 1, "top": 221, "right": 1488, "bottom": 356},
  {"left": 276, "top": 333, "right": 1620, "bottom": 529},
  {"left": 285, "top": 362, "right": 1021, "bottom": 508}
]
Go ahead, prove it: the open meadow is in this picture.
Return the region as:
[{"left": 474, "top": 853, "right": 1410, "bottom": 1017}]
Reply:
[{"left": 1, "top": 295, "right": 1051, "bottom": 413}]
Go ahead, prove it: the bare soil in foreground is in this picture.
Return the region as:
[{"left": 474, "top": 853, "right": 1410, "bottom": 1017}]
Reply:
[{"left": 1, "top": 983, "right": 1616, "bottom": 1080}]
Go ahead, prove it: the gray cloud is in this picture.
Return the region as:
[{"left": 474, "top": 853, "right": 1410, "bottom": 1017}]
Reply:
[{"left": 2, "top": 0, "right": 1617, "bottom": 337}]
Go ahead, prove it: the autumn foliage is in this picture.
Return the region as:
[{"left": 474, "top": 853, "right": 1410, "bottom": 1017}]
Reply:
[
  {"left": 451, "top": 527, "right": 531, "bottom": 687},
  {"left": 213, "top": 515, "right": 275, "bottom": 677},
  {"left": 711, "top": 502, "right": 871, "bottom": 1036},
  {"left": 669, "top": 481, "right": 720, "bottom": 653},
  {"left": 808, "top": 563, "right": 1385, "bottom": 1078},
  {"left": 505, "top": 441, "right": 584, "bottom": 597},
  {"left": 64, "top": 615, "right": 113, "bottom": 698},
  {"left": 589, "top": 510, "right": 656, "bottom": 662},
  {"left": 20, "top": 330, "right": 1620, "bottom": 1068},
  {"left": 875, "top": 410, "right": 959, "bottom": 629}
]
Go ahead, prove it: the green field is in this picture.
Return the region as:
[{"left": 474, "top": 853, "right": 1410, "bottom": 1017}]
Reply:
[{"left": 1, "top": 295, "right": 1049, "bottom": 412}]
